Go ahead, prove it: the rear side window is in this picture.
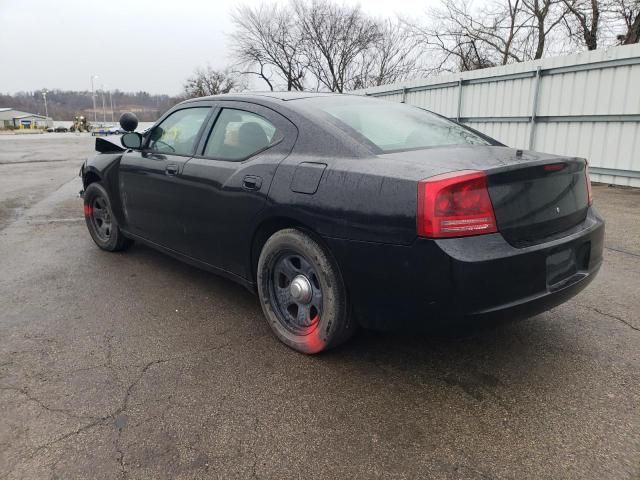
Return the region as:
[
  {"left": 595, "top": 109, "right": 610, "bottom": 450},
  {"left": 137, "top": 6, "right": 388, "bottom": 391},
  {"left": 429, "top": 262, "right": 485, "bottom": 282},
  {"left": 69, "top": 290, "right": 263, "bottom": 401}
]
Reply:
[
  {"left": 308, "top": 97, "right": 488, "bottom": 153},
  {"left": 203, "top": 109, "right": 277, "bottom": 161},
  {"left": 147, "top": 107, "right": 210, "bottom": 155}
]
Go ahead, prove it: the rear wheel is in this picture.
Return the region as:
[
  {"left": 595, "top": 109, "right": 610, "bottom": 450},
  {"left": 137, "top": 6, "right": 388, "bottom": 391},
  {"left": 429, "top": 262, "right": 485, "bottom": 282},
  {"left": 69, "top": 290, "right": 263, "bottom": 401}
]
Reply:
[
  {"left": 83, "top": 183, "right": 132, "bottom": 252},
  {"left": 257, "top": 228, "right": 356, "bottom": 354}
]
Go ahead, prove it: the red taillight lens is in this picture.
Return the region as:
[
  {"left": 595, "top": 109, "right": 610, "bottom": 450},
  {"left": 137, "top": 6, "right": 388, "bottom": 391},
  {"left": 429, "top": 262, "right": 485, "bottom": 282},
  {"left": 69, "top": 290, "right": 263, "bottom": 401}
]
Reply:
[
  {"left": 417, "top": 170, "right": 497, "bottom": 238},
  {"left": 585, "top": 163, "right": 593, "bottom": 206},
  {"left": 543, "top": 163, "right": 566, "bottom": 172}
]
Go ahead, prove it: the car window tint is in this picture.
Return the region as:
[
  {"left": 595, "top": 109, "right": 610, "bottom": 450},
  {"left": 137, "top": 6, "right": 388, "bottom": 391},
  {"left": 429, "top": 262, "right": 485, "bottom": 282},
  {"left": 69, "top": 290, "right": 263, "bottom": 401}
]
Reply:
[
  {"left": 307, "top": 97, "right": 488, "bottom": 152},
  {"left": 203, "top": 109, "right": 277, "bottom": 160},
  {"left": 147, "top": 107, "right": 209, "bottom": 155}
]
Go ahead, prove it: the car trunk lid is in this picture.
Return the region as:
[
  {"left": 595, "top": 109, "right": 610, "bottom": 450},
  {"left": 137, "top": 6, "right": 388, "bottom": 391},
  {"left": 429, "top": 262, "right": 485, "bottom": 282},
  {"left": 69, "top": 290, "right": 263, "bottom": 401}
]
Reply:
[
  {"left": 378, "top": 145, "right": 590, "bottom": 246},
  {"left": 486, "top": 158, "right": 589, "bottom": 247}
]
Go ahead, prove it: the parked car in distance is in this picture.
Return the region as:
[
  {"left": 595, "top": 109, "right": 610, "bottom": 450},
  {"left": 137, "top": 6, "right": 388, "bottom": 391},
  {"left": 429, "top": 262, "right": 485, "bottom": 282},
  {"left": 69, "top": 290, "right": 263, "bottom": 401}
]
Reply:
[
  {"left": 91, "top": 124, "right": 118, "bottom": 136},
  {"left": 108, "top": 125, "right": 124, "bottom": 135},
  {"left": 80, "top": 93, "right": 604, "bottom": 354},
  {"left": 54, "top": 126, "right": 69, "bottom": 133}
]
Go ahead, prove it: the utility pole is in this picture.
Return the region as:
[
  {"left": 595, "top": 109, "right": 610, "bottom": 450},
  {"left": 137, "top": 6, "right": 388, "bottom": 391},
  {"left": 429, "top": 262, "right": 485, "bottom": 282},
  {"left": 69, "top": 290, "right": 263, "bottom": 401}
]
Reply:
[
  {"left": 101, "top": 85, "right": 106, "bottom": 123},
  {"left": 42, "top": 89, "right": 49, "bottom": 126},
  {"left": 91, "top": 75, "right": 98, "bottom": 123},
  {"left": 109, "top": 90, "right": 114, "bottom": 123}
]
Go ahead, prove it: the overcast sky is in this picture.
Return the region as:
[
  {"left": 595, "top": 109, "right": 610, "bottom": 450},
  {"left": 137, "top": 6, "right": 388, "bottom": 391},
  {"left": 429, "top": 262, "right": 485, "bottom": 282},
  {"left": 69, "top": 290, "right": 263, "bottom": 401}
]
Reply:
[{"left": 0, "top": 0, "right": 436, "bottom": 95}]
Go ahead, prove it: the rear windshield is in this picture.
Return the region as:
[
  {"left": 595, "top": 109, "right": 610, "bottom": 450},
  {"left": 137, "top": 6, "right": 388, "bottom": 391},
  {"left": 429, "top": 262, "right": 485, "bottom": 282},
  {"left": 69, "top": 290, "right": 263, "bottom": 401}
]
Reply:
[{"left": 301, "top": 96, "right": 489, "bottom": 153}]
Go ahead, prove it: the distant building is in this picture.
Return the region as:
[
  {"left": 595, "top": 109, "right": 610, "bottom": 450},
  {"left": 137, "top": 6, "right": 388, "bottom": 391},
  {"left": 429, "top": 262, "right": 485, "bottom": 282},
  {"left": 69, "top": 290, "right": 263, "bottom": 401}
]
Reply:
[{"left": 0, "top": 108, "right": 53, "bottom": 129}]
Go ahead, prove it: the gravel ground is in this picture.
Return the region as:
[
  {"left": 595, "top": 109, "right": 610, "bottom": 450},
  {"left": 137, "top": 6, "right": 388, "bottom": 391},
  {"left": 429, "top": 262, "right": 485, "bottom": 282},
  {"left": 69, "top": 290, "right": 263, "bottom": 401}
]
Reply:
[{"left": 0, "top": 134, "right": 638, "bottom": 479}]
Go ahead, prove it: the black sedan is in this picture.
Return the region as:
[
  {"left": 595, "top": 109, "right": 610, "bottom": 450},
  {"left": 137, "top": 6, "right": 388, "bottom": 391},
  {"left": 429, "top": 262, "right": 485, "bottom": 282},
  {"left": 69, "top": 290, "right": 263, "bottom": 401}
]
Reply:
[{"left": 80, "top": 92, "right": 604, "bottom": 354}]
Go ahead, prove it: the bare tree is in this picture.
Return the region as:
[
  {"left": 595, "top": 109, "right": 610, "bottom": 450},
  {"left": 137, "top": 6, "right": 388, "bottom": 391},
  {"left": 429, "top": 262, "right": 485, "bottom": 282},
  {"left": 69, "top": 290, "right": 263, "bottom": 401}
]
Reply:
[
  {"left": 183, "top": 67, "right": 242, "bottom": 98},
  {"left": 405, "top": 0, "right": 531, "bottom": 71},
  {"left": 522, "top": 0, "right": 569, "bottom": 58},
  {"left": 351, "top": 19, "right": 424, "bottom": 88},
  {"left": 231, "top": 4, "right": 306, "bottom": 91},
  {"left": 561, "top": 0, "right": 640, "bottom": 49},
  {"left": 230, "top": 1, "right": 427, "bottom": 91},
  {"left": 405, "top": 0, "right": 570, "bottom": 73},
  {"left": 562, "top": 0, "right": 601, "bottom": 49},
  {"left": 614, "top": 0, "right": 640, "bottom": 44},
  {"left": 293, "top": 0, "right": 382, "bottom": 92}
]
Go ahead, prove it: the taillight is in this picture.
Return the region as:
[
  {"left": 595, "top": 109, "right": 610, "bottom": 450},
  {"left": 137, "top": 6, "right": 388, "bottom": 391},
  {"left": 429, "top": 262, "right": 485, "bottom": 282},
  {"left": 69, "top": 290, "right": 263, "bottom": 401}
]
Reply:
[
  {"left": 585, "top": 163, "right": 593, "bottom": 206},
  {"left": 417, "top": 170, "right": 497, "bottom": 238},
  {"left": 543, "top": 163, "right": 566, "bottom": 172}
]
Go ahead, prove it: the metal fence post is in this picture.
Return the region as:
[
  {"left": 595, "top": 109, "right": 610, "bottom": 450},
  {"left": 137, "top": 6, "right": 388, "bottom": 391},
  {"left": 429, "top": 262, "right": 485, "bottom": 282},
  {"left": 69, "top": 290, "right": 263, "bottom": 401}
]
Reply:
[
  {"left": 457, "top": 78, "right": 463, "bottom": 122},
  {"left": 528, "top": 67, "right": 542, "bottom": 150}
]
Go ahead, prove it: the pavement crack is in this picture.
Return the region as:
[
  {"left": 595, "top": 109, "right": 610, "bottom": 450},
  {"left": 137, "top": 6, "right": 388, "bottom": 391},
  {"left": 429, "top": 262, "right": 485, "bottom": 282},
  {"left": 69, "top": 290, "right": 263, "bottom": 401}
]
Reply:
[
  {"left": 0, "top": 385, "right": 101, "bottom": 421},
  {"left": 115, "top": 342, "right": 232, "bottom": 373},
  {"left": 1, "top": 417, "right": 107, "bottom": 480},
  {"left": 118, "top": 358, "right": 171, "bottom": 415},
  {"left": 108, "top": 345, "right": 228, "bottom": 480},
  {"left": 583, "top": 305, "right": 640, "bottom": 332},
  {"left": 34, "top": 418, "right": 105, "bottom": 453},
  {"left": 115, "top": 427, "right": 127, "bottom": 480},
  {"left": 605, "top": 246, "right": 640, "bottom": 258},
  {"left": 1, "top": 343, "right": 232, "bottom": 478}
]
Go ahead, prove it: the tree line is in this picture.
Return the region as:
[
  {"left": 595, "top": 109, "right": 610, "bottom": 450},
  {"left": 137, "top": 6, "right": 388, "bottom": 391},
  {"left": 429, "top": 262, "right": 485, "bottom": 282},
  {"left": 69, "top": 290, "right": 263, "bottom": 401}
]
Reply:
[
  {"left": 183, "top": 0, "right": 640, "bottom": 97},
  {"left": 0, "top": 90, "right": 178, "bottom": 122}
]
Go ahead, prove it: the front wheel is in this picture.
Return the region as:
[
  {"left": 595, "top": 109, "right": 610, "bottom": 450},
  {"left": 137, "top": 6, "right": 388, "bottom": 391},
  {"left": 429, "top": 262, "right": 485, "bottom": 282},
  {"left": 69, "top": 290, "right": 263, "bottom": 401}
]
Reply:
[
  {"left": 257, "top": 228, "right": 356, "bottom": 354},
  {"left": 83, "top": 182, "right": 132, "bottom": 252}
]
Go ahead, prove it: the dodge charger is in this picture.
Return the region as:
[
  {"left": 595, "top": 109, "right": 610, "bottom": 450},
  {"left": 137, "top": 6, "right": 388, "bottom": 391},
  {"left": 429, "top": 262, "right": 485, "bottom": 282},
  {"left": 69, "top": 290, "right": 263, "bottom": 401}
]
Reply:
[{"left": 80, "top": 92, "right": 604, "bottom": 354}]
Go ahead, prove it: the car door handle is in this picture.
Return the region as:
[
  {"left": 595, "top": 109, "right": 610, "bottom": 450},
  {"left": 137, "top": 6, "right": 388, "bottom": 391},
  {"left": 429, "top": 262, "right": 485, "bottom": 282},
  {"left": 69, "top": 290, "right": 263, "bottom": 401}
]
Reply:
[
  {"left": 242, "top": 175, "right": 262, "bottom": 191},
  {"left": 165, "top": 164, "right": 179, "bottom": 176}
]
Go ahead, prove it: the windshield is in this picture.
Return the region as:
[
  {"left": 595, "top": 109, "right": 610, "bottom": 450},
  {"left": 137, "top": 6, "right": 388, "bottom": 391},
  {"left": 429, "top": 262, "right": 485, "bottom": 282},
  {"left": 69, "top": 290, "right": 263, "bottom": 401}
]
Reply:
[{"left": 302, "top": 96, "right": 489, "bottom": 153}]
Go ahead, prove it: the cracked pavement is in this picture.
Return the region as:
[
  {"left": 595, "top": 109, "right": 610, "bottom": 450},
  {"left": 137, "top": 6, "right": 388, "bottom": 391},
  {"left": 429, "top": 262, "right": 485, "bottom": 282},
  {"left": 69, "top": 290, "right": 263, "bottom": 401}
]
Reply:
[{"left": 0, "top": 134, "right": 638, "bottom": 479}]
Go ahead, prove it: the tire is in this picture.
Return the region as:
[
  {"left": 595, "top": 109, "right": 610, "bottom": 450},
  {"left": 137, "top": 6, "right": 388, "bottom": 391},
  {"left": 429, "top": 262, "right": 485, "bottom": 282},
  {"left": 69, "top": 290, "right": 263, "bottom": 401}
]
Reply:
[
  {"left": 257, "top": 228, "right": 356, "bottom": 354},
  {"left": 83, "top": 183, "right": 133, "bottom": 252}
]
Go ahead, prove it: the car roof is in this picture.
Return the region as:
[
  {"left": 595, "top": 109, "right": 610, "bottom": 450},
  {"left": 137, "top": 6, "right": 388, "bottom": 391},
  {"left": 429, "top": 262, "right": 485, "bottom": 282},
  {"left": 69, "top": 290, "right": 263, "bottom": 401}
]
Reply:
[{"left": 181, "top": 91, "right": 357, "bottom": 105}]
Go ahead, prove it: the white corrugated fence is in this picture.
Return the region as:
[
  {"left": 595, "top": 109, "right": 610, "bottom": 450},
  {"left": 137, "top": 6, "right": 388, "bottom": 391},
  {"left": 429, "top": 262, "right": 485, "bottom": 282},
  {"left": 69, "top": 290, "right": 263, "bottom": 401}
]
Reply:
[{"left": 354, "top": 44, "right": 640, "bottom": 188}]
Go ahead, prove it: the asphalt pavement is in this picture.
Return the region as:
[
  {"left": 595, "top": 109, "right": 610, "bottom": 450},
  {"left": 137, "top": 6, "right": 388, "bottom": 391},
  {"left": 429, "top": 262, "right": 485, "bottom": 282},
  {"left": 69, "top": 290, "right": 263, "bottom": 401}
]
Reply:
[{"left": 0, "top": 133, "right": 638, "bottom": 479}]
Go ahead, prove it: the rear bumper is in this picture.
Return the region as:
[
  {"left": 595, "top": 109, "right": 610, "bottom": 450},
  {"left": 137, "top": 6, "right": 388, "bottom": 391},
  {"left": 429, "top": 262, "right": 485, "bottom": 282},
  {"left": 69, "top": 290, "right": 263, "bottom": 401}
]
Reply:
[{"left": 325, "top": 208, "right": 604, "bottom": 330}]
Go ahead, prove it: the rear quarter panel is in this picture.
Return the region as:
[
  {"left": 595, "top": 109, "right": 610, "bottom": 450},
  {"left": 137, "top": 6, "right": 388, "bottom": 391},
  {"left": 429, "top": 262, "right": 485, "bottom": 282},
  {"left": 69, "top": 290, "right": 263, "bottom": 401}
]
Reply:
[{"left": 267, "top": 155, "right": 420, "bottom": 245}]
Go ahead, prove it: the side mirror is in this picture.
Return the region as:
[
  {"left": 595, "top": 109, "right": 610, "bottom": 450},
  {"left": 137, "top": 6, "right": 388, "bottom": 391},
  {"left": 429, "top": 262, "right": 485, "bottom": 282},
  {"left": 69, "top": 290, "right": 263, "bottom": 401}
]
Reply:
[
  {"left": 121, "top": 132, "right": 142, "bottom": 149},
  {"left": 119, "top": 112, "right": 139, "bottom": 132}
]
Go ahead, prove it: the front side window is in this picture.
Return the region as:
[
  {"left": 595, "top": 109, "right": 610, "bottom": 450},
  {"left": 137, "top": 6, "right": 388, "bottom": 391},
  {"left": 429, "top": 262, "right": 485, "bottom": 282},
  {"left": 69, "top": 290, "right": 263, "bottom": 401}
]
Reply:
[
  {"left": 302, "top": 97, "right": 489, "bottom": 153},
  {"left": 203, "top": 109, "right": 277, "bottom": 161},
  {"left": 147, "top": 107, "right": 210, "bottom": 155}
]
